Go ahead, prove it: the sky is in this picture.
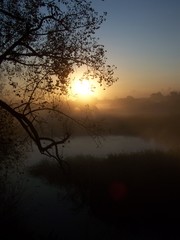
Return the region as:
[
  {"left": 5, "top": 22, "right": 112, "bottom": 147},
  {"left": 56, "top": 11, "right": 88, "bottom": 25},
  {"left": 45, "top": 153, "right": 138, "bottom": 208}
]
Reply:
[{"left": 91, "top": 0, "right": 180, "bottom": 98}]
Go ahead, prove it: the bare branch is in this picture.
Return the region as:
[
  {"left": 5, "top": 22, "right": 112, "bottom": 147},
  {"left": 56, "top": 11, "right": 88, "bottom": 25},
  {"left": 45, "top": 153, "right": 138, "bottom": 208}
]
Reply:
[
  {"left": 24, "top": 107, "right": 88, "bottom": 130},
  {"left": 0, "top": 99, "right": 69, "bottom": 166}
]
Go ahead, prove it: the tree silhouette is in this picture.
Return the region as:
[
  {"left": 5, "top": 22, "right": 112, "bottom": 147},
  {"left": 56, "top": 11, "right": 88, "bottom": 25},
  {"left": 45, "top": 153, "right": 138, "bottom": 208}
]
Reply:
[{"left": 0, "top": 0, "right": 117, "bottom": 166}]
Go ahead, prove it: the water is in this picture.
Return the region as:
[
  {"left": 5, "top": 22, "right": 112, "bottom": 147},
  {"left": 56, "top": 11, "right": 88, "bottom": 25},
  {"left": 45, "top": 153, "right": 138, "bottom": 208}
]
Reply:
[
  {"left": 62, "top": 135, "right": 165, "bottom": 157},
  {"left": 26, "top": 135, "right": 165, "bottom": 166}
]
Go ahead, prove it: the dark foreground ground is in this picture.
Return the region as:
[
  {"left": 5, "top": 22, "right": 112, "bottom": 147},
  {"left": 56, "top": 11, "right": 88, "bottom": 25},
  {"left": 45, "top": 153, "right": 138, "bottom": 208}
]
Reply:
[
  {"left": 1, "top": 150, "right": 180, "bottom": 239},
  {"left": 29, "top": 151, "right": 180, "bottom": 239}
]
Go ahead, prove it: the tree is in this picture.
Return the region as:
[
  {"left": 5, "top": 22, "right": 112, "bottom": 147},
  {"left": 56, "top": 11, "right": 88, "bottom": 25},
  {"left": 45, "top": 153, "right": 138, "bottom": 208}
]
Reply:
[{"left": 0, "top": 0, "right": 117, "bottom": 167}]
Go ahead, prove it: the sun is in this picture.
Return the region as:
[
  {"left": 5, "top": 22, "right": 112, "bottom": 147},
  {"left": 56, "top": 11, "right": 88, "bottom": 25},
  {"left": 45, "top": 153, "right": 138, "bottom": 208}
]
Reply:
[{"left": 72, "top": 79, "right": 94, "bottom": 97}]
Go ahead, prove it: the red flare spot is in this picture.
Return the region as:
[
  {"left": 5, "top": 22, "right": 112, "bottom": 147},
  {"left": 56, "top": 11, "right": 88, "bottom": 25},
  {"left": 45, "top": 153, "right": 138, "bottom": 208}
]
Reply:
[{"left": 109, "top": 181, "right": 128, "bottom": 201}]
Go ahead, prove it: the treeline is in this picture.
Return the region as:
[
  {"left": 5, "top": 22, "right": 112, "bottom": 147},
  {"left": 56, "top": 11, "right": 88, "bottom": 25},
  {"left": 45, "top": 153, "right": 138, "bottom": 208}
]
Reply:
[
  {"left": 94, "top": 91, "right": 180, "bottom": 148},
  {"left": 96, "top": 91, "right": 180, "bottom": 117}
]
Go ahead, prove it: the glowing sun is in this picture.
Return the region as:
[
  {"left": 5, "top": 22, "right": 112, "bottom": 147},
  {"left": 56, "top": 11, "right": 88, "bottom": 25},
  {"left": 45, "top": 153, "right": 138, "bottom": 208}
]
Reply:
[{"left": 72, "top": 79, "right": 93, "bottom": 97}]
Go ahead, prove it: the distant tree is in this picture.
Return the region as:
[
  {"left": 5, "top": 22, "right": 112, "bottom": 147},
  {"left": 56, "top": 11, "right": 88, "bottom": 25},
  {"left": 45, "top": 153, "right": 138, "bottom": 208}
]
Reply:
[
  {"left": 0, "top": 0, "right": 117, "bottom": 167},
  {"left": 150, "top": 92, "right": 164, "bottom": 101},
  {"left": 169, "top": 91, "right": 180, "bottom": 100}
]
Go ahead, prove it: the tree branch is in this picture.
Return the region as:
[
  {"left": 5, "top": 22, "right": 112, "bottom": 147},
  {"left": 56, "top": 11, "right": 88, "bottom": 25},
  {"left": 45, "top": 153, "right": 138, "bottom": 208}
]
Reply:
[
  {"left": 30, "top": 15, "right": 58, "bottom": 32},
  {"left": 0, "top": 99, "right": 70, "bottom": 168},
  {"left": 21, "top": 43, "right": 43, "bottom": 58},
  {"left": 0, "top": 34, "right": 29, "bottom": 64},
  {"left": 4, "top": 57, "right": 44, "bottom": 67},
  {"left": 0, "top": 8, "right": 24, "bottom": 21}
]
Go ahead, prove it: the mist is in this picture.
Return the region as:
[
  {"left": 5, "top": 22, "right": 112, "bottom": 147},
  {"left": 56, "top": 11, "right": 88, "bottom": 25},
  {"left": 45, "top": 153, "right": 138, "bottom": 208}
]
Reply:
[
  {"left": 95, "top": 91, "right": 180, "bottom": 149},
  {"left": 44, "top": 91, "right": 180, "bottom": 151}
]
